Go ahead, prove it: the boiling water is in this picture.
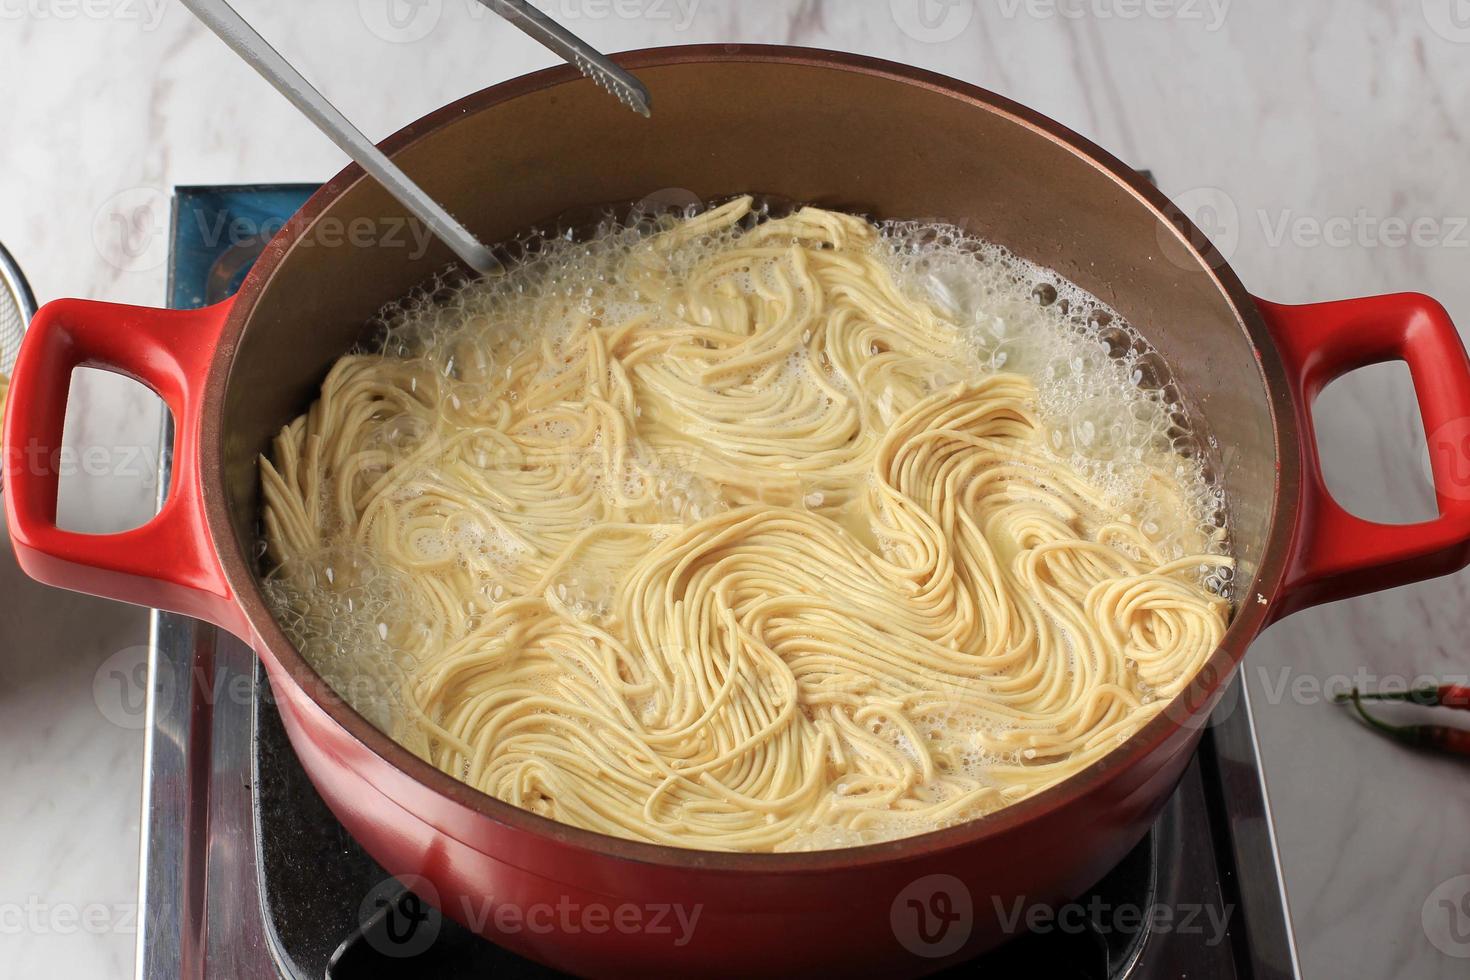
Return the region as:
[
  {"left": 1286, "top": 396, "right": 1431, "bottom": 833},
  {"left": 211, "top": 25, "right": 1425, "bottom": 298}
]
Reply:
[
  {"left": 263, "top": 200, "right": 1231, "bottom": 839},
  {"left": 880, "top": 220, "right": 1227, "bottom": 553}
]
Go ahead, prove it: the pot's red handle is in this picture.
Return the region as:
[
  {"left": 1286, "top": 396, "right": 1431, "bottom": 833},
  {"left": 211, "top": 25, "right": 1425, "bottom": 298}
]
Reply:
[
  {"left": 1258, "top": 293, "right": 1470, "bottom": 617},
  {"left": 3, "top": 297, "right": 247, "bottom": 637}
]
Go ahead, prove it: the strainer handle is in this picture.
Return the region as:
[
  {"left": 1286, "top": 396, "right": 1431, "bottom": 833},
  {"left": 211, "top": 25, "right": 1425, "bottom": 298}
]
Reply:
[
  {"left": 3, "top": 298, "right": 247, "bottom": 637},
  {"left": 1259, "top": 293, "right": 1470, "bottom": 618}
]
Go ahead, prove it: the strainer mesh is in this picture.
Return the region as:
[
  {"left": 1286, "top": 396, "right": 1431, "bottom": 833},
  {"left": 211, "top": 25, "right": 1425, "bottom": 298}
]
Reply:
[{"left": 0, "top": 282, "right": 22, "bottom": 377}]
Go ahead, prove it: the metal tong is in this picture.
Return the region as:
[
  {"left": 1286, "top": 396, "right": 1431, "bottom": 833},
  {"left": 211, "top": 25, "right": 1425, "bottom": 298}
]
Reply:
[{"left": 180, "top": 0, "right": 652, "bottom": 275}]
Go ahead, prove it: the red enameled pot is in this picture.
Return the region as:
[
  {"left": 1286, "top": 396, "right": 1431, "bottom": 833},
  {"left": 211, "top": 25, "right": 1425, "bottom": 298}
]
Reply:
[{"left": 8, "top": 47, "right": 1470, "bottom": 977}]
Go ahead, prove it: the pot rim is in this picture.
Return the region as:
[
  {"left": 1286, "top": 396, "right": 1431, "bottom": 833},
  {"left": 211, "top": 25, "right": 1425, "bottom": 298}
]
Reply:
[{"left": 200, "top": 44, "right": 1301, "bottom": 873}]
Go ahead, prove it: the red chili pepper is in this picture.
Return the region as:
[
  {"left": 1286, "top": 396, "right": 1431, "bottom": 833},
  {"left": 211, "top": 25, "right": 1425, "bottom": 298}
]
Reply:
[
  {"left": 1333, "top": 683, "right": 1470, "bottom": 710},
  {"left": 1342, "top": 691, "right": 1470, "bottom": 757}
]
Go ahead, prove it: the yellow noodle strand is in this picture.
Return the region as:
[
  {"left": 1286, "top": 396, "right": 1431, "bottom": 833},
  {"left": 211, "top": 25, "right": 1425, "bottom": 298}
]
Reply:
[{"left": 259, "top": 199, "right": 1232, "bottom": 852}]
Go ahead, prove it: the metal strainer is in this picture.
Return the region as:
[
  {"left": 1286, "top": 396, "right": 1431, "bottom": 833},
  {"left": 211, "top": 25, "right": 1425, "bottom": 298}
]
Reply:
[{"left": 0, "top": 241, "right": 35, "bottom": 381}]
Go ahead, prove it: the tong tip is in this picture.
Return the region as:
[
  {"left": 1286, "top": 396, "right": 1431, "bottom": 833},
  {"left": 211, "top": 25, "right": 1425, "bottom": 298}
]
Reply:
[{"left": 572, "top": 51, "right": 652, "bottom": 118}]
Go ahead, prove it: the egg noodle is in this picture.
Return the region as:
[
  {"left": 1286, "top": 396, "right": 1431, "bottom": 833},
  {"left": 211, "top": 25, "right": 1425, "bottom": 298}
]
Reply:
[{"left": 259, "top": 197, "right": 1232, "bottom": 852}]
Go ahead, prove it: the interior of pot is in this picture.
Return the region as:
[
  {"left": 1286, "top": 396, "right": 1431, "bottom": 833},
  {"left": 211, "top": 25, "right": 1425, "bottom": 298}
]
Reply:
[{"left": 218, "top": 49, "right": 1281, "bottom": 749}]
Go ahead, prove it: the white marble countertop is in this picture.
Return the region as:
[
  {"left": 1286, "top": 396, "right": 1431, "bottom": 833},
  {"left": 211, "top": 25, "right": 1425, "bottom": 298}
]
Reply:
[{"left": 4, "top": 1, "right": 1470, "bottom": 977}]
